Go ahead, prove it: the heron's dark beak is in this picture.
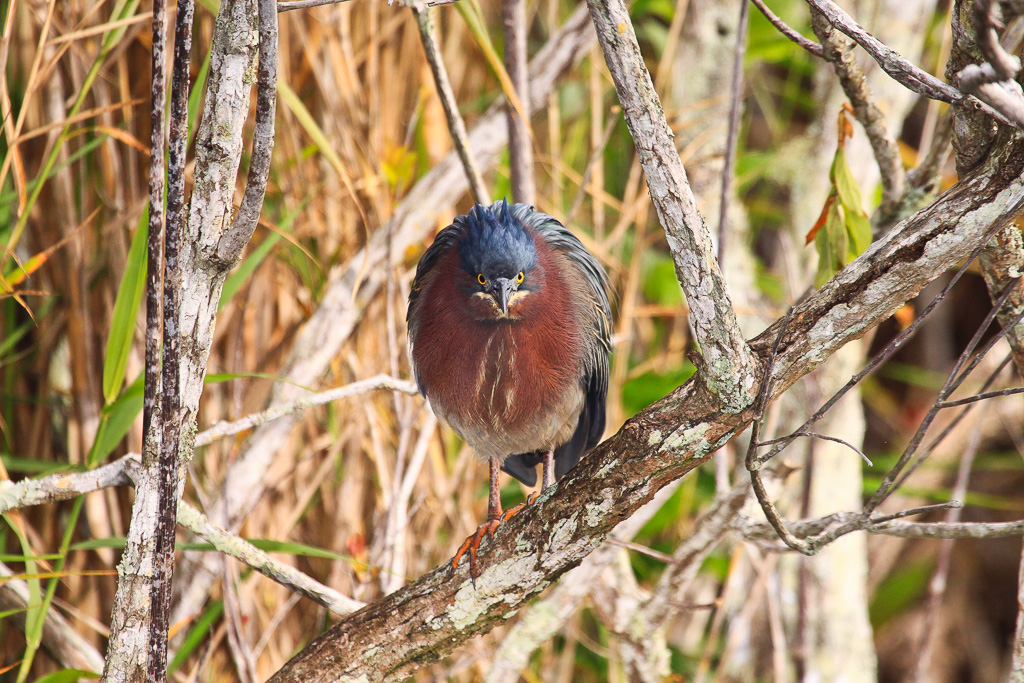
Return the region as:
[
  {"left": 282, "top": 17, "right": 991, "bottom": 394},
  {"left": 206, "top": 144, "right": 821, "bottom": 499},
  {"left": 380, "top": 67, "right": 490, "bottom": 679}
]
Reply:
[{"left": 491, "top": 278, "right": 517, "bottom": 314}]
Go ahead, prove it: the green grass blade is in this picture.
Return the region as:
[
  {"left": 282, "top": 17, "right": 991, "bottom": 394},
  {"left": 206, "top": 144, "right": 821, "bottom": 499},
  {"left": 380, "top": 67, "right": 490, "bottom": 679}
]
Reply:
[
  {"left": 31, "top": 669, "right": 101, "bottom": 683},
  {"left": 102, "top": 210, "right": 148, "bottom": 405},
  {"left": 219, "top": 232, "right": 281, "bottom": 311},
  {"left": 167, "top": 601, "right": 224, "bottom": 676}
]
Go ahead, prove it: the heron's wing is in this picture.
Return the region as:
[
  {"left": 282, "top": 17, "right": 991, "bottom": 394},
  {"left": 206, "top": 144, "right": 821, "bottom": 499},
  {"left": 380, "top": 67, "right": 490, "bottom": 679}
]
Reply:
[
  {"left": 407, "top": 222, "right": 465, "bottom": 396},
  {"left": 406, "top": 223, "right": 462, "bottom": 324},
  {"left": 508, "top": 202, "right": 613, "bottom": 478},
  {"left": 501, "top": 451, "right": 542, "bottom": 487}
]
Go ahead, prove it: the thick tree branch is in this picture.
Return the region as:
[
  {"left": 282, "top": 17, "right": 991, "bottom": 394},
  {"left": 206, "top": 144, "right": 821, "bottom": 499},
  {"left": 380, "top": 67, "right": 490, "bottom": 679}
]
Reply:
[
  {"left": 485, "top": 482, "right": 684, "bottom": 682},
  {"left": 586, "top": 0, "right": 756, "bottom": 411},
  {"left": 105, "top": 0, "right": 273, "bottom": 677},
  {"left": 148, "top": 0, "right": 196, "bottom": 672},
  {"left": 103, "top": 0, "right": 195, "bottom": 675},
  {"left": 268, "top": 135, "right": 1024, "bottom": 681}
]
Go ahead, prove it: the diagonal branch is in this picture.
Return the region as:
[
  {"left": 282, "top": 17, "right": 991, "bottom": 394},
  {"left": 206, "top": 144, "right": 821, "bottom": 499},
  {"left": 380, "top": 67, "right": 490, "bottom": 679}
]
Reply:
[
  {"left": 267, "top": 128, "right": 1024, "bottom": 682},
  {"left": 407, "top": 0, "right": 489, "bottom": 204},
  {"left": 586, "top": 0, "right": 756, "bottom": 411},
  {"left": 804, "top": 0, "right": 963, "bottom": 104}
]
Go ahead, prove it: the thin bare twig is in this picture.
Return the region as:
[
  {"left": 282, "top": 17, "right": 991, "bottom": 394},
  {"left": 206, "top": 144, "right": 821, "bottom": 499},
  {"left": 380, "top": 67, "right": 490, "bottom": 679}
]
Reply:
[
  {"left": 871, "top": 292, "right": 1024, "bottom": 511},
  {"left": 911, "top": 425, "right": 980, "bottom": 682},
  {"left": 747, "top": 307, "right": 813, "bottom": 554},
  {"left": 717, "top": 0, "right": 749, "bottom": 267},
  {"left": 757, "top": 219, "right": 1011, "bottom": 467},
  {"left": 748, "top": 284, "right": 1021, "bottom": 554},
  {"left": 750, "top": 0, "right": 823, "bottom": 58},
  {"left": 737, "top": 508, "right": 1024, "bottom": 545},
  {"left": 0, "top": 377, "right": 418, "bottom": 517},
  {"left": 196, "top": 374, "right": 417, "bottom": 448},
  {"left": 277, "top": 0, "right": 356, "bottom": 13},
  {"left": 868, "top": 501, "right": 963, "bottom": 525},
  {"left": 936, "top": 385, "right": 1024, "bottom": 408},
  {"left": 759, "top": 431, "right": 873, "bottom": 466},
  {"left": 176, "top": 499, "right": 364, "bottom": 616},
  {"left": 809, "top": 9, "right": 904, "bottom": 220},
  {"left": 408, "top": 0, "right": 489, "bottom": 205}
]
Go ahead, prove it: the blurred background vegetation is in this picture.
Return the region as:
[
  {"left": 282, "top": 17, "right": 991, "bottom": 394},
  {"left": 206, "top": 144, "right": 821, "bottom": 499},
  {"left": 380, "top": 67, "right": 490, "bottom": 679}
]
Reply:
[{"left": 1, "top": 0, "right": 1022, "bottom": 680}]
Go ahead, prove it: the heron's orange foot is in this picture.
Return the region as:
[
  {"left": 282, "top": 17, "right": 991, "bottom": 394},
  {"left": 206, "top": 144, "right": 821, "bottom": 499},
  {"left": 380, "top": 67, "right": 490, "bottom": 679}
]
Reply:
[
  {"left": 451, "top": 497, "right": 539, "bottom": 585},
  {"left": 451, "top": 518, "right": 501, "bottom": 584},
  {"left": 498, "top": 492, "right": 539, "bottom": 523}
]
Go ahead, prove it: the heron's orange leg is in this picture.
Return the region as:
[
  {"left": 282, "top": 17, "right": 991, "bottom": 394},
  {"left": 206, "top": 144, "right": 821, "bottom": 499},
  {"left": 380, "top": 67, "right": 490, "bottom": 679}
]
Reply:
[{"left": 451, "top": 457, "right": 541, "bottom": 584}]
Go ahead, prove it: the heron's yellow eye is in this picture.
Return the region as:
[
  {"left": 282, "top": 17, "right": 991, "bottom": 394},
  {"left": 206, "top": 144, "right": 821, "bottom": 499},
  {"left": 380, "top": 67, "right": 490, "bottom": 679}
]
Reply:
[
  {"left": 478, "top": 273, "right": 487, "bottom": 286},
  {"left": 516, "top": 271, "right": 524, "bottom": 284}
]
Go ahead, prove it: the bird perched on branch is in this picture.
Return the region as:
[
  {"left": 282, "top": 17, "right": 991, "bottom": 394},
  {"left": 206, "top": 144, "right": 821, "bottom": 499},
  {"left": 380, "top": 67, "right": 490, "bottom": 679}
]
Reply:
[{"left": 407, "top": 199, "right": 612, "bottom": 580}]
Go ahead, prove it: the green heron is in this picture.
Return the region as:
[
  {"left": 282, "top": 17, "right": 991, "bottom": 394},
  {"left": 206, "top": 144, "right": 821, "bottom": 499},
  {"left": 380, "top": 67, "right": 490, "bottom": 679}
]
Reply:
[{"left": 407, "top": 199, "right": 612, "bottom": 580}]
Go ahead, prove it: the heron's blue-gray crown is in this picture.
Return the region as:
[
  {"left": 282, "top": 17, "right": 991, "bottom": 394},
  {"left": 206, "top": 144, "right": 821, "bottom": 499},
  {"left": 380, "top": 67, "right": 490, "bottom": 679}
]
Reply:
[{"left": 457, "top": 199, "right": 538, "bottom": 280}]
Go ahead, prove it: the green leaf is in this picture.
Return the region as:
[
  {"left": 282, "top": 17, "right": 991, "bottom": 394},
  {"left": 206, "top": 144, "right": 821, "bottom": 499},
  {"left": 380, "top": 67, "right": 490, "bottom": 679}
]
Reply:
[
  {"left": 0, "top": 316, "right": 35, "bottom": 360},
  {"left": 102, "top": 212, "right": 148, "bottom": 405},
  {"left": 831, "top": 146, "right": 865, "bottom": 215},
  {"left": 869, "top": 560, "right": 932, "bottom": 628},
  {"left": 70, "top": 537, "right": 127, "bottom": 552},
  {"left": 31, "top": 669, "right": 101, "bottom": 683},
  {"left": 87, "top": 375, "right": 144, "bottom": 467},
  {"left": 813, "top": 198, "right": 846, "bottom": 287},
  {"left": 0, "top": 554, "right": 62, "bottom": 563},
  {"left": 4, "top": 512, "right": 42, "bottom": 683},
  {"left": 641, "top": 253, "right": 684, "bottom": 307},
  {"left": 831, "top": 146, "right": 873, "bottom": 259},
  {"left": 180, "top": 538, "right": 352, "bottom": 561},
  {"left": 453, "top": 0, "right": 529, "bottom": 123},
  {"left": 0, "top": 453, "right": 77, "bottom": 476},
  {"left": 845, "top": 209, "right": 872, "bottom": 259},
  {"left": 167, "top": 601, "right": 223, "bottom": 676},
  {"left": 242, "top": 538, "right": 351, "bottom": 559},
  {"left": 219, "top": 232, "right": 281, "bottom": 311}
]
